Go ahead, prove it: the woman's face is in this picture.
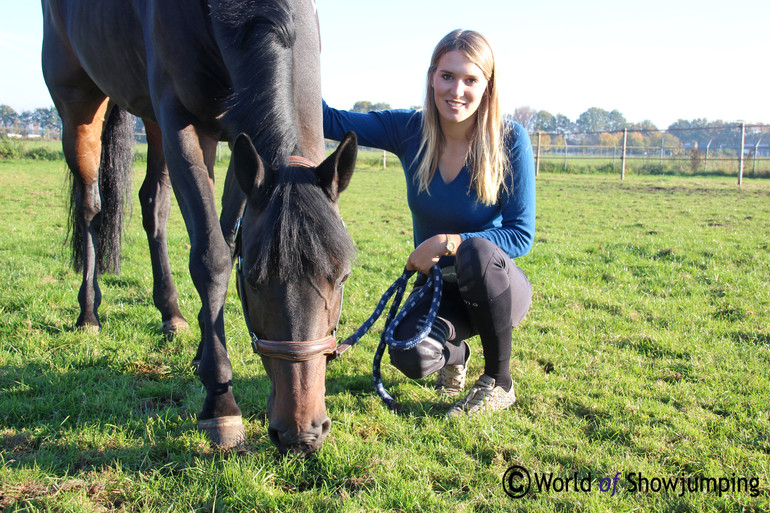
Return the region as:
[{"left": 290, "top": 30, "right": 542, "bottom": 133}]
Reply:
[{"left": 431, "top": 50, "right": 489, "bottom": 129}]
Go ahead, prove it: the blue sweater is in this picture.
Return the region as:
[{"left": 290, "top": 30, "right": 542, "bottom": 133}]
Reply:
[{"left": 323, "top": 102, "right": 536, "bottom": 261}]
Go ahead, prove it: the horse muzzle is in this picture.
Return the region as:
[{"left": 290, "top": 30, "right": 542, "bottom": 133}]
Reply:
[{"left": 268, "top": 416, "right": 332, "bottom": 455}]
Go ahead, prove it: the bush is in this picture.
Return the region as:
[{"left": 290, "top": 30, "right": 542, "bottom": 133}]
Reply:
[
  {"left": 24, "top": 146, "right": 63, "bottom": 161},
  {"left": 0, "top": 138, "right": 24, "bottom": 159}
]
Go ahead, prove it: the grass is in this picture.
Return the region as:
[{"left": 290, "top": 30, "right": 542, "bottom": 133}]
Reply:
[{"left": 0, "top": 155, "right": 769, "bottom": 512}]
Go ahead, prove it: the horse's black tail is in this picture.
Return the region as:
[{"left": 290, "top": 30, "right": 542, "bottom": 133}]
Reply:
[{"left": 68, "top": 105, "right": 135, "bottom": 275}]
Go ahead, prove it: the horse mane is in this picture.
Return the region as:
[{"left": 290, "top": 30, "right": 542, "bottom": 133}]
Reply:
[
  {"left": 210, "top": 0, "right": 299, "bottom": 168},
  {"left": 246, "top": 167, "right": 355, "bottom": 285}
]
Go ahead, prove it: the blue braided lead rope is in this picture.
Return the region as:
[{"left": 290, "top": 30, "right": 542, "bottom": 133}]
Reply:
[{"left": 339, "top": 265, "right": 443, "bottom": 411}]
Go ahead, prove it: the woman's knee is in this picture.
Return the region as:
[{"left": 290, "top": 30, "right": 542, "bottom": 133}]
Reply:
[
  {"left": 455, "top": 237, "right": 511, "bottom": 299},
  {"left": 389, "top": 337, "right": 445, "bottom": 379}
]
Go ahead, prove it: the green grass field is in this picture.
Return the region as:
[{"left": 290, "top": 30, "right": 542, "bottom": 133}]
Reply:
[{"left": 1, "top": 156, "right": 768, "bottom": 512}]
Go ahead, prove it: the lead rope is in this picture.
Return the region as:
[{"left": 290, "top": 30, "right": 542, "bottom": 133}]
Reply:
[{"left": 337, "top": 265, "right": 443, "bottom": 411}]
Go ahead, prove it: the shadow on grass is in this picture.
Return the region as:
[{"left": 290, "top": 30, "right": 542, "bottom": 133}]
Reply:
[{"left": 0, "top": 358, "right": 288, "bottom": 475}]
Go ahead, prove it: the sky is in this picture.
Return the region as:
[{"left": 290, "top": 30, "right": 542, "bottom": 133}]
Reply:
[{"left": 2, "top": 0, "right": 768, "bottom": 129}]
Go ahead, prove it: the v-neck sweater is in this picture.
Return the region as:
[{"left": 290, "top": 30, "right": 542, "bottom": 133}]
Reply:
[{"left": 323, "top": 102, "right": 536, "bottom": 261}]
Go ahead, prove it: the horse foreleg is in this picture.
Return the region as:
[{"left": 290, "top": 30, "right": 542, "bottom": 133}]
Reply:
[
  {"left": 139, "top": 119, "right": 189, "bottom": 338},
  {"left": 161, "top": 119, "right": 244, "bottom": 447},
  {"left": 189, "top": 152, "right": 248, "bottom": 371}
]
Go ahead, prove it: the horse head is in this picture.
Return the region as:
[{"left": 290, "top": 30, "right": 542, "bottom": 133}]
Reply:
[{"left": 231, "top": 131, "right": 357, "bottom": 455}]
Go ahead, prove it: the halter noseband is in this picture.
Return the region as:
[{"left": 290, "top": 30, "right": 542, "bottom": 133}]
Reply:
[{"left": 234, "top": 156, "right": 346, "bottom": 362}]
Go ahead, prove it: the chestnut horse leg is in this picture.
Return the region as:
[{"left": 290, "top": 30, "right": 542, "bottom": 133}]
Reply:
[
  {"left": 60, "top": 97, "right": 111, "bottom": 331},
  {"left": 139, "top": 119, "right": 189, "bottom": 337}
]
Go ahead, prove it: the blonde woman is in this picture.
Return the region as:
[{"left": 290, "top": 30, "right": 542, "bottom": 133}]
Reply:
[{"left": 323, "top": 29, "right": 535, "bottom": 416}]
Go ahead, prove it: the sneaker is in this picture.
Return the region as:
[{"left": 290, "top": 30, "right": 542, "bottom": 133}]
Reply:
[
  {"left": 446, "top": 375, "right": 516, "bottom": 417},
  {"left": 436, "top": 341, "right": 470, "bottom": 396}
]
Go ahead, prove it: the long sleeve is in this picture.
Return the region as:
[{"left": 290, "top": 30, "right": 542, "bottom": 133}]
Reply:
[
  {"left": 322, "top": 100, "right": 420, "bottom": 157},
  {"left": 458, "top": 124, "right": 536, "bottom": 259}
]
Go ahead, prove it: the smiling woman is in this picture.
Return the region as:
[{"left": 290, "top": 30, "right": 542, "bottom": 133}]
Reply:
[{"left": 322, "top": 29, "right": 536, "bottom": 418}]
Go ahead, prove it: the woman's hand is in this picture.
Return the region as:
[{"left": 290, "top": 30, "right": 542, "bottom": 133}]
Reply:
[{"left": 406, "top": 234, "right": 461, "bottom": 275}]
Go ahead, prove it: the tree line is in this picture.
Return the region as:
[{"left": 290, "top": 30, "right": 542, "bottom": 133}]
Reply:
[
  {"left": 0, "top": 104, "right": 61, "bottom": 132},
  {"left": 347, "top": 102, "right": 769, "bottom": 152},
  {"left": 4, "top": 101, "right": 768, "bottom": 153},
  {"left": 509, "top": 106, "right": 769, "bottom": 151}
]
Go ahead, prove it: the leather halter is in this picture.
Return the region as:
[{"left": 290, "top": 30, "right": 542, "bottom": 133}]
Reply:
[
  {"left": 234, "top": 156, "right": 347, "bottom": 362},
  {"left": 288, "top": 155, "right": 316, "bottom": 168}
]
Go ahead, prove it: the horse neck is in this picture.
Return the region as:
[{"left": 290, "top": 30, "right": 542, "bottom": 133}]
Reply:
[
  {"left": 290, "top": 0, "right": 325, "bottom": 165},
  {"left": 210, "top": 0, "right": 324, "bottom": 167}
]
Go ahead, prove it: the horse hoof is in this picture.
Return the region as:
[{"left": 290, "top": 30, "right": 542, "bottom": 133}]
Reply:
[
  {"left": 198, "top": 415, "right": 246, "bottom": 448},
  {"left": 161, "top": 319, "right": 189, "bottom": 339},
  {"left": 75, "top": 323, "right": 101, "bottom": 334}
]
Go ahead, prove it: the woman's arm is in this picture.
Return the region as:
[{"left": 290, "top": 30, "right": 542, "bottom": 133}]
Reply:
[
  {"left": 323, "top": 100, "right": 419, "bottom": 156},
  {"left": 459, "top": 123, "right": 536, "bottom": 259}
]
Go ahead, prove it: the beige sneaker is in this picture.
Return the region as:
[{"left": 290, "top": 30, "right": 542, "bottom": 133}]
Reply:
[
  {"left": 446, "top": 375, "right": 516, "bottom": 417},
  {"left": 436, "top": 341, "right": 469, "bottom": 396}
]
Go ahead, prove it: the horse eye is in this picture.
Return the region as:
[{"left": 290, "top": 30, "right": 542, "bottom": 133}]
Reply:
[{"left": 339, "top": 273, "right": 350, "bottom": 287}]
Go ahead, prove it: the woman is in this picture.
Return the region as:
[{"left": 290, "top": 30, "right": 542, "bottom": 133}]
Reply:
[{"left": 323, "top": 29, "right": 535, "bottom": 416}]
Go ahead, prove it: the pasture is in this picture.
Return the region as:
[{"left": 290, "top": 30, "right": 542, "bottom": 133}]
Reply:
[{"left": 1, "top": 155, "right": 769, "bottom": 511}]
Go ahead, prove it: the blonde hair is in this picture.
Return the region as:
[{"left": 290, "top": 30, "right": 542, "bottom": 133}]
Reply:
[{"left": 415, "top": 29, "right": 510, "bottom": 205}]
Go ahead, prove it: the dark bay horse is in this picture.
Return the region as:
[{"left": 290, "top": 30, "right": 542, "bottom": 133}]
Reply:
[{"left": 41, "top": 0, "right": 357, "bottom": 455}]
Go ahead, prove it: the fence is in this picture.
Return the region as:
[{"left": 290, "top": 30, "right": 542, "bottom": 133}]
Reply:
[
  {"left": 531, "top": 123, "right": 770, "bottom": 184},
  {"left": 5, "top": 124, "right": 770, "bottom": 183}
]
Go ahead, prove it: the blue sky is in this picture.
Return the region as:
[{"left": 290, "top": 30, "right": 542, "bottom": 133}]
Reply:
[{"left": 2, "top": 0, "right": 768, "bottom": 128}]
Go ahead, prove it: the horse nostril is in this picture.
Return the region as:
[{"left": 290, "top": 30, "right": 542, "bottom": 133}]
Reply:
[
  {"left": 319, "top": 417, "right": 332, "bottom": 438},
  {"left": 268, "top": 426, "right": 288, "bottom": 454}
]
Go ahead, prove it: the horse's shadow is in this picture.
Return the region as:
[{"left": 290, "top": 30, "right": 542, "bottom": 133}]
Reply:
[
  {"left": 0, "top": 357, "right": 284, "bottom": 473},
  {"left": 1, "top": 348, "right": 456, "bottom": 476}
]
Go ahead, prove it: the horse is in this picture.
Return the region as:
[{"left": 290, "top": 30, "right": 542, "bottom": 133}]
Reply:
[{"left": 41, "top": 0, "right": 357, "bottom": 455}]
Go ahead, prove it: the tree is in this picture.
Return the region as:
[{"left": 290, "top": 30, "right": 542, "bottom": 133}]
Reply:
[
  {"left": 599, "top": 132, "right": 621, "bottom": 147},
  {"left": 553, "top": 114, "right": 575, "bottom": 136},
  {"left": 668, "top": 118, "right": 736, "bottom": 152},
  {"left": 576, "top": 107, "right": 627, "bottom": 134},
  {"left": 627, "top": 131, "right": 645, "bottom": 147},
  {"left": 0, "top": 104, "right": 18, "bottom": 128},
  {"left": 351, "top": 101, "right": 390, "bottom": 113},
  {"left": 351, "top": 101, "right": 373, "bottom": 113},
  {"left": 606, "top": 110, "right": 628, "bottom": 132},
  {"left": 511, "top": 106, "right": 536, "bottom": 132},
  {"left": 533, "top": 110, "right": 556, "bottom": 133},
  {"left": 32, "top": 107, "right": 62, "bottom": 130},
  {"left": 533, "top": 132, "right": 551, "bottom": 148},
  {"left": 17, "top": 110, "right": 34, "bottom": 130},
  {"left": 628, "top": 120, "right": 658, "bottom": 132},
  {"left": 576, "top": 107, "right": 610, "bottom": 133}
]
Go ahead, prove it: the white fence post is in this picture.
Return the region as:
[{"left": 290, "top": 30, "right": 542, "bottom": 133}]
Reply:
[
  {"left": 621, "top": 128, "right": 628, "bottom": 180},
  {"left": 738, "top": 122, "right": 745, "bottom": 186}
]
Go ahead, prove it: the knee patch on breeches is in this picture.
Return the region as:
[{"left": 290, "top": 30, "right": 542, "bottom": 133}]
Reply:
[{"left": 389, "top": 317, "right": 450, "bottom": 379}]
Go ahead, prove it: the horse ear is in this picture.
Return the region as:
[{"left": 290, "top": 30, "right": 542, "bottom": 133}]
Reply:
[
  {"left": 317, "top": 131, "right": 357, "bottom": 200},
  {"left": 232, "top": 133, "right": 266, "bottom": 196}
]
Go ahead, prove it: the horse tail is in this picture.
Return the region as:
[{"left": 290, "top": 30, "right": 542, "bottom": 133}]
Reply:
[{"left": 68, "top": 105, "right": 135, "bottom": 275}]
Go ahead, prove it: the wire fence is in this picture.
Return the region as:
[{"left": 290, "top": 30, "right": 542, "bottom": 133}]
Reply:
[
  {"left": 4, "top": 123, "right": 770, "bottom": 183},
  {"left": 530, "top": 123, "right": 770, "bottom": 184}
]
